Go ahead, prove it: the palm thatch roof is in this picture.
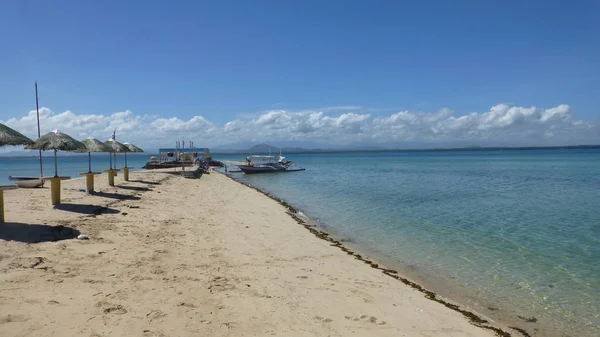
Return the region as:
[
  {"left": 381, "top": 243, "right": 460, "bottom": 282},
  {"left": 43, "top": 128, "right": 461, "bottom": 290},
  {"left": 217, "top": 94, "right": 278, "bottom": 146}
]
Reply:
[
  {"left": 78, "top": 137, "right": 112, "bottom": 152},
  {"left": 0, "top": 123, "right": 33, "bottom": 147},
  {"left": 123, "top": 142, "right": 144, "bottom": 152},
  {"left": 25, "top": 129, "right": 86, "bottom": 151},
  {"left": 104, "top": 139, "right": 130, "bottom": 152}
]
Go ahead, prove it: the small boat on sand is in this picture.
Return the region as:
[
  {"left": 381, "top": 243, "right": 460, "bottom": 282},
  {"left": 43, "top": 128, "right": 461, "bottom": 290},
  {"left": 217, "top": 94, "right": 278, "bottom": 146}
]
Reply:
[
  {"left": 237, "top": 155, "right": 305, "bottom": 174},
  {"left": 9, "top": 177, "right": 44, "bottom": 188}
]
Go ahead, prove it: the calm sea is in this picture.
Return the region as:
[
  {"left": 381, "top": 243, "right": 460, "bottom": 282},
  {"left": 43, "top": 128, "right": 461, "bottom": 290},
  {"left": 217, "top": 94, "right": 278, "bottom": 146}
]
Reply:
[
  {"left": 0, "top": 153, "right": 151, "bottom": 185},
  {"left": 1, "top": 150, "right": 598, "bottom": 336},
  {"left": 217, "top": 149, "right": 600, "bottom": 337}
]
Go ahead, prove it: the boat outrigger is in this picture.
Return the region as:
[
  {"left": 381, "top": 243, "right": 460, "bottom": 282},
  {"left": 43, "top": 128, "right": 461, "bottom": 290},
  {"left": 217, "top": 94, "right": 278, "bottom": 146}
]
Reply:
[{"left": 237, "top": 155, "right": 305, "bottom": 174}]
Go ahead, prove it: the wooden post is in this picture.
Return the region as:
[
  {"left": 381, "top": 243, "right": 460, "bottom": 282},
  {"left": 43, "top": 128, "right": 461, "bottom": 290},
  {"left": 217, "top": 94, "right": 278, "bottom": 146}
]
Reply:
[
  {"left": 123, "top": 167, "right": 130, "bottom": 181},
  {"left": 86, "top": 174, "right": 94, "bottom": 193},
  {"left": 0, "top": 189, "right": 4, "bottom": 223},
  {"left": 0, "top": 186, "right": 17, "bottom": 223},
  {"left": 102, "top": 169, "right": 118, "bottom": 187},
  {"left": 50, "top": 177, "right": 61, "bottom": 205},
  {"left": 108, "top": 171, "right": 115, "bottom": 186},
  {"left": 80, "top": 172, "right": 100, "bottom": 194}
]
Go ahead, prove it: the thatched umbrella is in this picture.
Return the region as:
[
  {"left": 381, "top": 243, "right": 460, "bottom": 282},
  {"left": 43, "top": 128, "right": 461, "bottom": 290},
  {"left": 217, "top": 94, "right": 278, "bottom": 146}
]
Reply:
[
  {"left": 123, "top": 142, "right": 143, "bottom": 168},
  {"left": 26, "top": 129, "right": 87, "bottom": 177},
  {"left": 104, "top": 139, "right": 130, "bottom": 169},
  {"left": 78, "top": 137, "right": 112, "bottom": 173},
  {"left": 0, "top": 123, "right": 33, "bottom": 147},
  {"left": 0, "top": 124, "right": 32, "bottom": 222}
]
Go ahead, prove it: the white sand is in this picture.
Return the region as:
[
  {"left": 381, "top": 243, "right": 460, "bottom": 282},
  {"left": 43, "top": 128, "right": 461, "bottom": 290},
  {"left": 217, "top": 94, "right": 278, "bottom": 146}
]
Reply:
[{"left": 0, "top": 170, "right": 507, "bottom": 336}]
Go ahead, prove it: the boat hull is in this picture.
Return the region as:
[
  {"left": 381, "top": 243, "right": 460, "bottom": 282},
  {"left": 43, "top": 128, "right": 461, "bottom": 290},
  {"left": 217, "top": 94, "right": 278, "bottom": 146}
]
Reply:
[
  {"left": 237, "top": 165, "right": 305, "bottom": 174},
  {"left": 238, "top": 165, "right": 286, "bottom": 174},
  {"left": 15, "top": 178, "right": 44, "bottom": 188}
]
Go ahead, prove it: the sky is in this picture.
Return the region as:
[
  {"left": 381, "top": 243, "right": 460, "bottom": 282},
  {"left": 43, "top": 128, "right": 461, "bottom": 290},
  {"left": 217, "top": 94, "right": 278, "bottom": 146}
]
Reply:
[{"left": 1, "top": 0, "right": 599, "bottom": 149}]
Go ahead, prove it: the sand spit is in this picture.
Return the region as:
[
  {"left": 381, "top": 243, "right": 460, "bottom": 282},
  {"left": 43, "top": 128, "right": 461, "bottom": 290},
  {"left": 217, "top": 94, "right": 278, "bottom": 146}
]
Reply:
[{"left": 1, "top": 170, "right": 517, "bottom": 336}]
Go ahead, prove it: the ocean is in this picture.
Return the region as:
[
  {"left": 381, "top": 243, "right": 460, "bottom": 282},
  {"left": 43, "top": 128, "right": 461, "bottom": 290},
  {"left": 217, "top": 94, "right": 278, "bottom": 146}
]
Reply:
[
  {"left": 217, "top": 149, "right": 600, "bottom": 337},
  {"left": 1, "top": 149, "right": 599, "bottom": 336},
  {"left": 0, "top": 153, "right": 151, "bottom": 185}
]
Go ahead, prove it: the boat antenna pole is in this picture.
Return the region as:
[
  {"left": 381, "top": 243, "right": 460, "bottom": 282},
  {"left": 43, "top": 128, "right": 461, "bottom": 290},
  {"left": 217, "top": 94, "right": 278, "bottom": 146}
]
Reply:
[{"left": 35, "top": 82, "right": 43, "bottom": 178}]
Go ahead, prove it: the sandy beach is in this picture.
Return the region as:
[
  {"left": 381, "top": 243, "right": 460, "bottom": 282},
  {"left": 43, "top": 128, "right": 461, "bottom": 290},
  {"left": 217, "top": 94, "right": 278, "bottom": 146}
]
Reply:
[{"left": 1, "top": 170, "right": 509, "bottom": 337}]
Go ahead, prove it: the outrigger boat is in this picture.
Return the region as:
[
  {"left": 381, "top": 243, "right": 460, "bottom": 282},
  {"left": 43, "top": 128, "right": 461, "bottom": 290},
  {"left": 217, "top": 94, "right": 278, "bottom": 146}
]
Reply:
[
  {"left": 237, "top": 155, "right": 305, "bottom": 174},
  {"left": 8, "top": 176, "right": 44, "bottom": 188}
]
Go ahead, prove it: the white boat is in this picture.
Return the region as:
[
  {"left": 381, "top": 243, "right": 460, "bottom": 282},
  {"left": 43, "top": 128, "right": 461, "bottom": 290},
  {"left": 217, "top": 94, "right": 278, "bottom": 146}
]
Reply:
[
  {"left": 14, "top": 178, "right": 44, "bottom": 188},
  {"left": 237, "top": 155, "right": 304, "bottom": 174}
]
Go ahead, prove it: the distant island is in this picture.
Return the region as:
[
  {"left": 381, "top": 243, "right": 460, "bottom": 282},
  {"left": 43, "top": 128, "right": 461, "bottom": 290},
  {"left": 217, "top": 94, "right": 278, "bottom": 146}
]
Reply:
[{"left": 1, "top": 143, "right": 598, "bottom": 157}]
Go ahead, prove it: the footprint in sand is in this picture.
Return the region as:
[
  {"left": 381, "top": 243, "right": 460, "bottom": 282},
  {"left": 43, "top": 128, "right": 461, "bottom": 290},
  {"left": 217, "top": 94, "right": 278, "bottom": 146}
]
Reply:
[
  {"left": 0, "top": 314, "right": 29, "bottom": 324},
  {"left": 83, "top": 278, "right": 105, "bottom": 284},
  {"left": 345, "top": 314, "right": 386, "bottom": 325},
  {"left": 177, "top": 302, "right": 196, "bottom": 308},
  {"left": 143, "top": 329, "right": 167, "bottom": 337},
  {"left": 146, "top": 310, "right": 167, "bottom": 322},
  {"left": 96, "top": 301, "right": 128, "bottom": 315},
  {"left": 314, "top": 316, "right": 333, "bottom": 323},
  {"left": 208, "top": 276, "right": 236, "bottom": 292}
]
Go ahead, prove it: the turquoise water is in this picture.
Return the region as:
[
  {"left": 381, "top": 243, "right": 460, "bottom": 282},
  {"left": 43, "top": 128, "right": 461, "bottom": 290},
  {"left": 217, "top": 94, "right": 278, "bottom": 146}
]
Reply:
[
  {"left": 0, "top": 153, "right": 151, "bottom": 185},
  {"left": 2, "top": 150, "right": 599, "bottom": 335},
  {"left": 217, "top": 150, "right": 600, "bottom": 337}
]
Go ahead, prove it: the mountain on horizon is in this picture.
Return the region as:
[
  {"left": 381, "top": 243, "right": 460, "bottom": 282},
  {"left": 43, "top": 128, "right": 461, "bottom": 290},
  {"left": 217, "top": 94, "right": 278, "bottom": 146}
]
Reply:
[
  {"left": 210, "top": 143, "right": 319, "bottom": 154},
  {"left": 246, "top": 143, "right": 316, "bottom": 154}
]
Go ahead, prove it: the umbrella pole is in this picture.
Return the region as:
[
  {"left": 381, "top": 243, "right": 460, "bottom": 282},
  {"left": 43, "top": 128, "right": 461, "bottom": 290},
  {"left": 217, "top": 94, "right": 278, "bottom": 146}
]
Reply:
[
  {"left": 109, "top": 153, "right": 112, "bottom": 170},
  {"left": 88, "top": 152, "right": 92, "bottom": 173},
  {"left": 54, "top": 149, "right": 58, "bottom": 177},
  {"left": 35, "top": 82, "right": 43, "bottom": 178},
  {"left": 125, "top": 152, "right": 128, "bottom": 168},
  {"left": 107, "top": 152, "right": 116, "bottom": 186}
]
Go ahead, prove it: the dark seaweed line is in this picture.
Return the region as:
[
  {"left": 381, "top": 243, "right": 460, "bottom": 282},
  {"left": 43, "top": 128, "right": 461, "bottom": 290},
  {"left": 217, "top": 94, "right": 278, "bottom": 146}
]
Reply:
[{"left": 221, "top": 172, "right": 532, "bottom": 337}]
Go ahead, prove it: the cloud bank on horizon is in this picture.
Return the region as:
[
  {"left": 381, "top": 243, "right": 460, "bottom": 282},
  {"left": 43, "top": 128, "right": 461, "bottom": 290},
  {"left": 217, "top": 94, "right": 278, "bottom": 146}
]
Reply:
[{"left": 1, "top": 104, "right": 598, "bottom": 149}]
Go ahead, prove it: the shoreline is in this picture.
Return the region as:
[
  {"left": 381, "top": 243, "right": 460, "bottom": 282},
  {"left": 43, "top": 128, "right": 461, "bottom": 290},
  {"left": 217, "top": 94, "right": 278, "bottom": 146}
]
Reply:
[
  {"left": 220, "top": 171, "right": 524, "bottom": 337},
  {"left": 1, "top": 170, "right": 522, "bottom": 336}
]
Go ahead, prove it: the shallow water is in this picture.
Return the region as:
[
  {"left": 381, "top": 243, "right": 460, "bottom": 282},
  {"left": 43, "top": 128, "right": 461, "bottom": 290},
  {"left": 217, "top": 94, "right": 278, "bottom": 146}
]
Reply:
[{"left": 218, "top": 150, "right": 600, "bottom": 337}]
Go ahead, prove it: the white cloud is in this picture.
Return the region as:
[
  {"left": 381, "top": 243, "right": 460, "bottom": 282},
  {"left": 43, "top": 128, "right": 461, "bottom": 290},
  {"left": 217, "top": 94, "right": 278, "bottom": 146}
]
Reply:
[
  {"left": 152, "top": 116, "right": 213, "bottom": 132},
  {"left": 1, "top": 104, "right": 598, "bottom": 149}
]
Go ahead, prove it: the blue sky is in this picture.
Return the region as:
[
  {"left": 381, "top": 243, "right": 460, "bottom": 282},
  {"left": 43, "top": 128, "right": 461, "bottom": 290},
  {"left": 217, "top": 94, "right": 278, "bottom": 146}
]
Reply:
[{"left": 0, "top": 0, "right": 598, "bottom": 148}]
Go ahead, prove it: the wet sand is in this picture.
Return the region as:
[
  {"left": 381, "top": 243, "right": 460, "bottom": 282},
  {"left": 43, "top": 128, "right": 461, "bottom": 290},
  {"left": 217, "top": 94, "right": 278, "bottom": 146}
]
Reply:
[{"left": 1, "top": 170, "right": 508, "bottom": 336}]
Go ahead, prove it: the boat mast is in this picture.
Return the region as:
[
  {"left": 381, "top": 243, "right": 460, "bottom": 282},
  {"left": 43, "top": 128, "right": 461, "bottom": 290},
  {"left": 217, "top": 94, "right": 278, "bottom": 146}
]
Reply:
[{"left": 35, "top": 82, "right": 43, "bottom": 177}]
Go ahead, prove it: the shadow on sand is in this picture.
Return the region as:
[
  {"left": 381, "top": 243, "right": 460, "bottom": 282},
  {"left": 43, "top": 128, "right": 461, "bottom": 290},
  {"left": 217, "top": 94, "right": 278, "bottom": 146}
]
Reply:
[
  {"left": 53, "top": 203, "right": 120, "bottom": 215},
  {"left": 0, "top": 223, "right": 81, "bottom": 243},
  {"left": 129, "top": 180, "right": 161, "bottom": 185},
  {"left": 117, "top": 185, "right": 151, "bottom": 192},
  {"left": 90, "top": 191, "right": 141, "bottom": 201}
]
